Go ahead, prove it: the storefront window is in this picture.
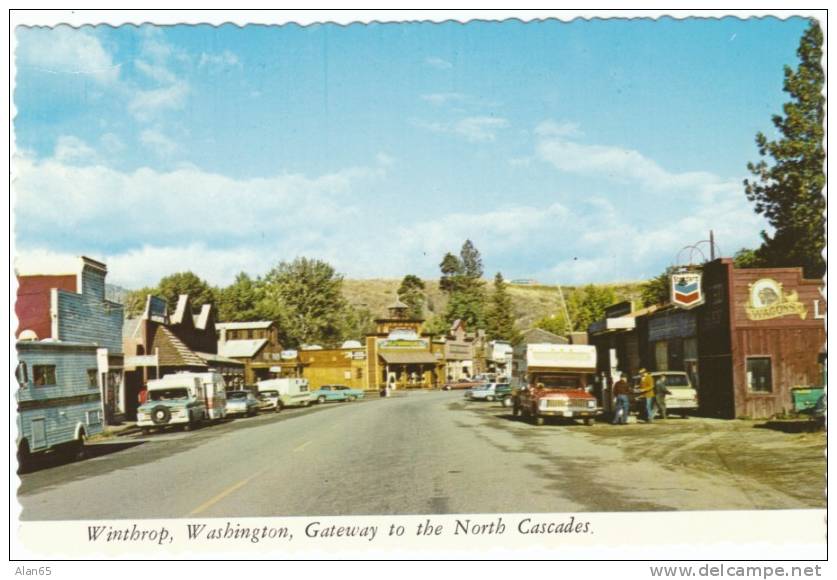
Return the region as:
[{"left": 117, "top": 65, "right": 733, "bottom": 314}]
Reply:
[{"left": 746, "top": 357, "right": 773, "bottom": 393}]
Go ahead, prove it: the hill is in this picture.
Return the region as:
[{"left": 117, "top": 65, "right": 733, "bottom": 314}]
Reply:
[{"left": 341, "top": 279, "right": 645, "bottom": 331}]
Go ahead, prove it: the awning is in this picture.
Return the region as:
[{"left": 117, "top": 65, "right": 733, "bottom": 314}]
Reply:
[{"left": 378, "top": 351, "right": 439, "bottom": 365}]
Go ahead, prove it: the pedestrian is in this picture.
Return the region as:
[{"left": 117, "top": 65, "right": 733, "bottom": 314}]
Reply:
[
  {"left": 611, "top": 373, "right": 631, "bottom": 425},
  {"left": 638, "top": 368, "right": 656, "bottom": 422},
  {"left": 654, "top": 375, "right": 672, "bottom": 420}
]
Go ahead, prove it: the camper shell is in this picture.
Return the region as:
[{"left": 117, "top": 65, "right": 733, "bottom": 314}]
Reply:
[
  {"left": 15, "top": 340, "right": 106, "bottom": 468},
  {"left": 514, "top": 343, "right": 601, "bottom": 425},
  {"left": 137, "top": 371, "right": 227, "bottom": 431},
  {"left": 256, "top": 377, "right": 313, "bottom": 410}
]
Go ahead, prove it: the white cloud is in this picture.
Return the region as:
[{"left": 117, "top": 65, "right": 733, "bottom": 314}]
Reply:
[
  {"left": 536, "top": 129, "right": 717, "bottom": 191},
  {"left": 413, "top": 116, "right": 510, "bottom": 143},
  {"left": 128, "top": 81, "right": 190, "bottom": 121},
  {"left": 53, "top": 135, "right": 98, "bottom": 164},
  {"left": 16, "top": 26, "right": 120, "bottom": 85},
  {"left": 139, "top": 128, "right": 179, "bottom": 156},
  {"left": 425, "top": 56, "right": 453, "bottom": 70},
  {"left": 198, "top": 50, "right": 240, "bottom": 71},
  {"left": 421, "top": 92, "right": 466, "bottom": 106},
  {"left": 534, "top": 119, "right": 582, "bottom": 138}
]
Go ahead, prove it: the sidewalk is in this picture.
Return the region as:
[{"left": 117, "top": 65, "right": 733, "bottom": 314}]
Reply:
[{"left": 90, "top": 421, "right": 142, "bottom": 441}]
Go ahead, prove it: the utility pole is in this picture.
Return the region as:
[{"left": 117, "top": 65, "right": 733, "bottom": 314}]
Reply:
[
  {"left": 556, "top": 283, "right": 573, "bottom": 333},
  {"left": 709, "top": 230, "right": 715, "bottom": 261}
]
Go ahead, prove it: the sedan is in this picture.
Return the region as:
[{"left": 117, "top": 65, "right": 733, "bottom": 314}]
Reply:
[
  {"left": 465, "top": 383, "right": 509, "bottom": 402},
  {"left": 226, "top": 390, "right": 260, "bottom": 417},
  {"left": 311, "top": 384, "right": 364, "bottom": 404}
]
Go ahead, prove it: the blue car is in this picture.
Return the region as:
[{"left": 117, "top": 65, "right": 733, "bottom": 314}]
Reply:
[{"left": 311, "top": 384, "right": 365, "bottom": 404}]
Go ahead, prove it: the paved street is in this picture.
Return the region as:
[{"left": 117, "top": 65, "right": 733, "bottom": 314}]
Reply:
[{"left": 17, "top": 391, "right": 825, "bottom": 521}]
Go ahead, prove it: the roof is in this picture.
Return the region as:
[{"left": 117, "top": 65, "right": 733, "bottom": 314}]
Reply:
[
  {"left": 193, "top": 304, "right": 213, "bottom": 330},
  {"left": 378, "top": 351, "right": 439, "bottom": 365},
  {"left": 216, "top": 321, "right": 274, "bottom": 331},
  {"left": 218, "top": 338, "right": 269, "bottom": 358},
  {"left": 156, "top": 326, "right": 207, "bottom": 368},
  {"left": 520, "top": 327, "right": 568, "bottom": 345},
  {"left": 170, "top": 295, "right": 190, "bottom": 325},
  {"left": 123, "top": 317, "right": 142, "bottom": 339},
  {"left": 195, "top": 352, "right": 245, "bottom": 367}
]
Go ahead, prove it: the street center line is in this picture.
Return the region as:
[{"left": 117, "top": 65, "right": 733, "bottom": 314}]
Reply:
[
  {"left": 293, "top": 440, "right": 312, "bottom": 452},
  {"left": 187, "top": 468, "right": 268, "bottom": 516}
]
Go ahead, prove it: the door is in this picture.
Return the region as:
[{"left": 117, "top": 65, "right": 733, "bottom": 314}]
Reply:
[{"left": 30, "top": 417, "right": 47, "bottom": 450}]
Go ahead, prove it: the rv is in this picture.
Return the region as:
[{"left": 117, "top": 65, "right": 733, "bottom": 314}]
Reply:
[
  {"left": 256, "top": 377, "right": 313, "bottom": 410},
  {"left": 137, "top": 372, "right": 227, "bottom": 432},
  {"left": 514, "top": 343, "right": 601, "bottom": 425},
  {"left": 15, "top": 340, "right": 106, "bottom": 469}
]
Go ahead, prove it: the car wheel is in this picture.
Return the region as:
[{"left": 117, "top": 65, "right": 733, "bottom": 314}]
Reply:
[
  {"left": 584, "top": 417, "right": 594, "bottom": 426},
  {"left": 349, "top": 395, "right": 357, "bottom": 402},
  {"left": 502, "top": 397, "right": 513, "bottom": 408},
  {"left": 317, "top": 396, "right": 326, "bottom": 404},
  {"left": 71, "top": 431, "right": 87, "bottom": 460},
  {"left": 486, "top": 395, "right": 495, "bottom": 402},
  {"left": 533, "top": 414, "right": 544, "bottom": 426}
]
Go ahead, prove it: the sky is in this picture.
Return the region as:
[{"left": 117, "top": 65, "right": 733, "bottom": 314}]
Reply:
[{"left": 12, "top": 17, "right": 813, "bottom": 289}]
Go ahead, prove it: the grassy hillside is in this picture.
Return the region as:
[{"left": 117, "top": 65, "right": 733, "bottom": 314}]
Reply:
[{"left": 341, "top": 279, "right": 645, "bottom": 331}]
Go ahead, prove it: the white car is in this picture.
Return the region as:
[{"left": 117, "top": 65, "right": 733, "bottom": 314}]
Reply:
[
  {"left": 465, "top": 383, "right": 506, "bottom": 402},
  {"left": 652, "top": 372, "right": 699, "bottom": 417}
]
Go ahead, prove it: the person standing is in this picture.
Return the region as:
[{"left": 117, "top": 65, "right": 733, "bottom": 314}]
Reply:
[
  {"left": 612, "top": 373, "right": 631, "bottom": 425},
  {"left": 654, "top": 375, "right": 671, "bottom": 420},
  {"left": 638, "top": 368, "right": 656, "bottom": 423}
]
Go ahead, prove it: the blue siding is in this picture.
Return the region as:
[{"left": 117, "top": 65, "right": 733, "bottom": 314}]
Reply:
[
  {"left": 56, "top": 266, "right": 123, "bottom": 352},
  {"left": 17, "top": 344, "right": 104, "bottom": 450}
]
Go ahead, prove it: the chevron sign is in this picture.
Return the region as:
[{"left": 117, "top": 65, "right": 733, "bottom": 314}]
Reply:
[{"left": 671, "top": 271, "right": 705, "bottom": 309}]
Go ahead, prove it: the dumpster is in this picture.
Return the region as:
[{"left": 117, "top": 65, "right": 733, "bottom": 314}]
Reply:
[{"left": 791, "top": 387, "right": 824, "bottom": 413}]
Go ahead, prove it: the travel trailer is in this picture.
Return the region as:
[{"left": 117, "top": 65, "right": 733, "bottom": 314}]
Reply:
[
  {"left": 256, "top": 377, "right": 313, "bottom": 410},
  {"left": 15, "top": 340, "right": 106, "bottom": 469}
]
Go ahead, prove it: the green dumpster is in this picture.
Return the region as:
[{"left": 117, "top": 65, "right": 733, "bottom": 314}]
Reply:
[{"left": 791, "top": 387, "right": 825, "bottom": 412}]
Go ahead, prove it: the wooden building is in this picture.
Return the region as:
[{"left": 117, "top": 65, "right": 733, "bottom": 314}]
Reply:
[
  {"left": 216, "top": 321, "right": 287, "bottom": 384},
  {"left": 15, "top": 256, "right": 125, "bottom": 424},
  {"left": 298, "top": 343, "right": 367, "bottom": 390},
  {"left": 589, "top": 259, "right": 825, "bottom": 419}
]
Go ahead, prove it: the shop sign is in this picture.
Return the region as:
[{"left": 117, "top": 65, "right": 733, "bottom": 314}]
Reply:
[
  {"left": 745, "top": 278, "right": 807, "bottom": 321},
  {"left": 378, "top": 338, "right": 428, "bottom": 349},
  {"left": 671, "top": 271, "right": 704, "bottom": 309}
]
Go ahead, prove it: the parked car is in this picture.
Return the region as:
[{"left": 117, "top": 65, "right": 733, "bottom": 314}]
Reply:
[
  {"left": 630, "top": 372, "right": 699, "bottom": 418},
  {"left": 311, "top": 384, "right": 363, "bottom": 404},
  {"left": 443, "top": 378, "right": 485, "bottom": 391},
  {"left": 226, "top": 390, "right": 260, "bottom": 417},
  {"left": 257, "top": 389, "right": 282, "bottom": 412},
  {"left": 495, "top": 383, "right": 515, "bottom": 407},
  {"left": 465, "top": 383, "right": 510, "bottom": 402},
  {"left": 137, "top": 372, "right": 228, "bottom": 433}
]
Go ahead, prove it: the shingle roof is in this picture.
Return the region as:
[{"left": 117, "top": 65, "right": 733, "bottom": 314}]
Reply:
[
  {"left": 196, "top": 351, "right": 245, "bottom": 367},
  {"left": 156, "top": 326, "right": 207, "bottom": 367},
  {"left": 218, "top": 338, "right": 269, "bottom": 358},
  {"left": 520, "top": 327, "right": 569, "bottom": 345},
  {"left": 215, "top": 321, "right": 274, "bottom": 331}
]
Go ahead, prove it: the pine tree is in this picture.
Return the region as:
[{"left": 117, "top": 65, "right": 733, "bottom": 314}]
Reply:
[
  {"left": 440, "top": 240, "right": 487, "bottom": 328},
  {"left": 744, "top": 20, "right": 825, "bottom": 278},
  {"left": 397, "top": 274, "right": 426, "bottom": 319},
  {"left": 485, "top": 273, "right": 518, "bottom": 342}
]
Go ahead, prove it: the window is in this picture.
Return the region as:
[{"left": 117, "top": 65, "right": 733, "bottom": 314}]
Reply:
[
  {"left": 356, "top": 368, "right": 363, "bottom": 379},
  {"left": 15, "top": 362, "right": 28, "bottom": 388},
  {"left": 87, "top": 369, "right": 99, "bottom": 387},
  {"left": 746, "top": 357, "right": 772, "bottom": 393},
  {"left": 33, "top": 365, "right": 57, "bottom": 387}
]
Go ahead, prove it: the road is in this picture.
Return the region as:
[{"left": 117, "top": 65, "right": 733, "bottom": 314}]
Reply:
[{"left": 17, "top": 390, "right": 825, "bottom": 520}]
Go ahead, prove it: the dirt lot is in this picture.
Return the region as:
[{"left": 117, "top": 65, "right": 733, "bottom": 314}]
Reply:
[{"left": 582, "top": 416, "right": 826, "bottom": 508}]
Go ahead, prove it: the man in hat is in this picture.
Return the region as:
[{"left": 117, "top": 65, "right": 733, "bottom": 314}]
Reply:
[{"left": 638, "top": 368, "right": 656, "bottom": 422}]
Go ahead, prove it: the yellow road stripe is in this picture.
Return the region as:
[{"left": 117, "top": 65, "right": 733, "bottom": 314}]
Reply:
[
  {"left": 293, "top": 440, "right": 312, "bottom": 452},
  {"left": 187, "top": 468, "right": 267, "bottom": 516}
]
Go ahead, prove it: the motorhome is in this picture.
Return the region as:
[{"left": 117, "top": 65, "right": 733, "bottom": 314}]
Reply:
[
  {"left": 137, "top": 372, "right": 227, "bottom": 432},
  {"left": 514, "top": 343, "right": 601, "bottom": 425},
  {"left": 256, "top": 377, "right": 313, "bottom": 410},
  {"left": 15, "top": 340, "right": 106, "bottom": 468}
]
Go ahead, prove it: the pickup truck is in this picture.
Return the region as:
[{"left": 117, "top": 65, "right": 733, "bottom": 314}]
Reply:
[{"left": 514, "top": 344, "right": 601, "bottom": 426}]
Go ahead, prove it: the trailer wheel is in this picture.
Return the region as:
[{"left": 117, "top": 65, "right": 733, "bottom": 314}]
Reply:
[
  {"left": 17, "top": 440, "right": 31, "bottom": 473},
  {"left": 71, "top": 430, "right": 87, "bottom": 460}
]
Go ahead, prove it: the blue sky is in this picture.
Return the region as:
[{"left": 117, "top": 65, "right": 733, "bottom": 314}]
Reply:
[{"left": 13, "top": 17, "right": 812, "bottom": 288}]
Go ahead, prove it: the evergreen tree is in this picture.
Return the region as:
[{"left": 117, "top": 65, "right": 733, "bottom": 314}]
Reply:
[
  {"left": 440, "top": 240, "right": 487, "bottom": 328},
  {"left": 397, "top": 274, "right": 426, "bottom": 319},
  {"left": 485, "top": 272, "right": 518, "bottom": 342},
  {"left": 744, "top": 20, "right": 825, "bottom": 278},
  {"left": 640, "top": 268, "right": 674, "bottom": 307},
  {"left": 536, "top": 285, "right": 616, "bottom": 334}
]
